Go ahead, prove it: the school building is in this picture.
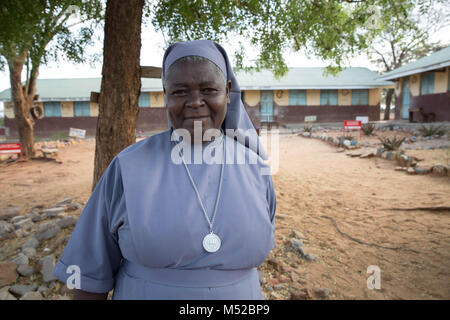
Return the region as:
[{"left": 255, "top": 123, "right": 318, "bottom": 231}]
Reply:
[
  {"left": 0, "top": 67, "right": 392, "bottom": 137},
  {"left": 377, "top": 45, "right": 450, "bottom": 122}
]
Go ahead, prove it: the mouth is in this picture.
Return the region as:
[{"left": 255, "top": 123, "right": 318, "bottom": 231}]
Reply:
[{"left": 184, "top": 115, "right": 211, "bottom": 120}]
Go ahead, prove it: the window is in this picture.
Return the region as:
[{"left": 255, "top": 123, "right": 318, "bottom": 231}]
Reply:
[
  {"left": 74, "top": 101, "right": 91, "bottom": 116},
  {"left": 138, "top": 93, "right": 150, "bottom": 107},
  {"left": 320, "top": 90, "right": 338, "bottom": 105},
  {"left": 44, "top": 102, "right": 61, "bottom": 117},
  {"left": 351, "top": 89, "right": 369, "bottom": 105},
  {"left": 421, "top": 72, "right": 435, "bottom": 95},
  {"left": 289, "top": 90, "right": 306, "bottom": 106}
]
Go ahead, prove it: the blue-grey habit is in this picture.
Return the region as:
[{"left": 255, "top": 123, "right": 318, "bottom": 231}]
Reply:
[{"left": 53, "top": 40, "right": 277, "bottom": 300}]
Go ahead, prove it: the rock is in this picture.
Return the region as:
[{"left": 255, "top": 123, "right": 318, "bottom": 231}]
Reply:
[
  {"left": 415, "top": 167, "right": 430, "bottom": 174},
  {"left": 0, "top": 290, "right": 17, "bottom": 300},
  {"left": 39, "top": 255, "right": 57, "bottom": 282},
  {"left": 11, "top": 253, "right": 29, "bottom": 266},
  {"left": 34, "top": 222, "right": 61, "bottom": 241},
  {"left": 290, "top": 288, "right": 311, "bottom": 300},
  {"left": 30, "top": 213, "right": 43, "bottom": 223},
  {"left": 359, "top": 153, "right": 374, "bottom": 159},
  {"left": 22, "top": 237, "right": 39, "bottom": 250},
  {"left": 276, "top": 213, "right": 287, "bottom": 220},
  {"left": 407, "top": 167, "right": 415, "bottom": 174},
  {"left": 55, "top": 198, "right": 72, "bottom": 206},
  {"left": 14, "top": 218, "right": 34, "bottom": 231},
  {"left": 305, "top": 254, "right": 317, "bottom": 261},
  {"left": 0, "top": 206, "right": 21, "bottom": 221},
  {"left": 314, "top": 287, "right": 331, "bottom": 299},
  {"left": 20, "top": 292, "right": 43, "bottom": 300},
  {"left": 297, "top": 247, "right": 306, "bottom": 257},
  {"left": 0, "top": 220, "right": 15, "bottom": 236},
  {"left": 17, "top": 264, "right": 35, "bottom": 277},
  {"left": 22, "top": 247, "right": 36, "bottom": 259},
  {"left": 52, "top": 295, "right": 71, "bottom": 300},
  {"left": 31, "top": 205, "right": 45, "bottom": 214},
  {"left": 0, "top": 262, "right": 18, "bottom": 287},
  {"left": 274, "top": 284, "right": 285, "bottom": 291},
  {"left": 56, "top": 216, "right": 77, "bottom": 229},
  {"left": 336, "top": 148, "right": 345, "bottom": 153},
  {"left": 9, "top": 284, "right": 38, "bottom": 297},
  {"left": 290, "top": 229, "right": 307, "bottom": 240},
  {"left": 431, "top": 165, "right": 447, "bottom": 176},
  {"left": 44, "top": 207, "right": 65, "bottom": 218},
  {"left": 270, "top": 291, "right": 285, "bottom": 300},
  {"left": 10, "top": 215, "right": 28, "bottom": 224},
  {"left": 66, "top": 202, "right": 82, "bottom": 211},
  {"left": 38, "top": 285, "right": 49, "bottom": 294},
  {"left": 290, "top": 238, "right": 303, "bottom": 250}
]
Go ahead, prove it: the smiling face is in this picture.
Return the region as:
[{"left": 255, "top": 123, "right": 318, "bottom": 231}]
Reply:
[{"left": 164, "top": 57, "right": 231, "bottom": 143}]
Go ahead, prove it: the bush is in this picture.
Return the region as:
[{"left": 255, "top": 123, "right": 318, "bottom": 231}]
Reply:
[
  {"left": 362, "top": 123, "right": 376, "bottom": 136},
  {"left": 378, "top": 135, "right": 405, "bottom": 151},
  {"left": 304, "top": 125, "right": 313, "bottom": 133},
  {"left": 419, "top": 125, "right": 447, "bottom": 137}
]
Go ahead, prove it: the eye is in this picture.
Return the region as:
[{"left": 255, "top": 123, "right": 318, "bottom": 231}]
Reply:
[
  {"left": 202, "top": 88, "right": 218, "bottom": 94},
  {"left": 172, "top": 89, "right": 187, "bottom": 96}
]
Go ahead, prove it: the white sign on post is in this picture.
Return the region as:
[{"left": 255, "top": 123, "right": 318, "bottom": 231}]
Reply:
[
  {"left": 69, "top": 128, "right": 86, "bottom": 139},
  {"left": 356, "top": 116, "right": 369, "bottom": 124},
  {"left": 304, "top": 115, "right": 317, "bottom": 122}
]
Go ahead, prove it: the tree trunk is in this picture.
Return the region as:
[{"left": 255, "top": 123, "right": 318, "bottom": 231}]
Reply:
[
  {"left": 8, "top": 56, "right": 36, "bottom": 159},
  {"left": 92, "top": 0, "right": 144, "bottom": 190},
  {"left": 383, "top": 88, "right": 394, "bottom": 121}
]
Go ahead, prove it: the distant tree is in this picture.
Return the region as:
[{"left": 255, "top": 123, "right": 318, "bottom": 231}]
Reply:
[
  {"left": 367, "top": 0, "right": 450, "bottom": 120},
  {"left": 0, "top": 0, "right": 102, "bottom": 159}
]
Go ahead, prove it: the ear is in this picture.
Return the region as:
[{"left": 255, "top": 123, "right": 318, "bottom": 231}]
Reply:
[{"left": 226, "top": 80, "right": 232, "bottom": 104}]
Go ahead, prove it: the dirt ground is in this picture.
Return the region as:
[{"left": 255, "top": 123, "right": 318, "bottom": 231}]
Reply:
[{"left": 1, "top": 133, "right": 449, "bottom": 300}]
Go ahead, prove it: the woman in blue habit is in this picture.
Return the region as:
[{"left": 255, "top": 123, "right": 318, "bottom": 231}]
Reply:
[{"left": 53, "top": 40, "right": 277, "bottom": 300}]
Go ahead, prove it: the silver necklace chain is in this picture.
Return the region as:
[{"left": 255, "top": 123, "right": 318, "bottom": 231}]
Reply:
[{"left": 174, "top": 135, "right": 225, "bottom": 233}]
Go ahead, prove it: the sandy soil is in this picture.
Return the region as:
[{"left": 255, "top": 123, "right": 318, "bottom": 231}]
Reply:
[{"left": 1, "top": 133, "right": 449, "bottom": 300}]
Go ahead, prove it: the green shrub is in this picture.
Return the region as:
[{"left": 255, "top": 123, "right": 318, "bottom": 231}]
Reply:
[
  {"left": 378, "top": 135, "right": 405, "bottom": 151},
  {"left": 304, "top": 125, "right": 313, "bottom": 132},
  {"left": 362, "top": 123, "right": 376, "bottom": 136},
  {"left": 419, "top": 125, "right": 447, "bottom": 137}
]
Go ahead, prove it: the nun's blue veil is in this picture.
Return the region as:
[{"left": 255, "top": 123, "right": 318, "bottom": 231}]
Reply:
[{"left": 161, "top": 40, "right": 268, "bottom": 160}]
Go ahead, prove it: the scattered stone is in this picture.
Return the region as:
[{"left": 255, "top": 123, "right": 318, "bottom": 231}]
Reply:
[
  {"left": 30, "top": 213, "right": 43, "bottom": 223},
  {"left": 297, "top": 247, "right": 306, "bottom": 258},
  {"left": 38, "top": 285, "right": 49, "bottom": 294},
  {"left": 407, "top": 167, "right": 415, "bottom": 174},
  {"left": 52, "top": 295, "right": 71, "bottom": 300},
  {"left": 17, "top": 264, "right": 35, "bottom": 277},
  {"left": 39, "top": 255, "right": 57, "bottom": 282},
  {"left": 0, "top": 262, "right": 18, "bottom": 287},
  {"left": 0, "top": 290, "right": 17, "bottom": 300},
  {"left": 22, "top": 237, "right": 39, "bottom": 250},
  {"left": 290, "top": 229, "right": 307, "bottom": 240},
  {"left": 11, "top": 253, "right": 29, "bottom": 266},
  {"left": 270, "top": 291, "right": 285, "bottom": 300},
  {"left": 20, "top": 292, "right": 43, "bottom": 300},
  {"left": 44, "top": 207, "right": 65, "bottom": 218},
  {"left": 9, "top": 284, "right": 38, "bottom": 297},
  {"left": 304, "top": 254, "right": 317, "bottom": 261},
  {"left": 66, "top": 202, "right": 82, "bottom": 211},
  {"left": 0, "top": 220, "right": 15, "bottom": 236},
  {"left": 56, "top": 216, "right": 77, "bottom": 229},
  {"left": 10, "top": 215, "right": 28, "bottom": 224},
  {"left": 359, "top": 153, "right": 374, "bottom": 159},
  {"left": 22, "top": 247, "right": 37, "bottom": 259},
  {"left": 336, "top": 148, "right": 345, "bottom": 153},
  {"left": 290, "top": 238, "right": 303, "bottom": 250},
  {"left": 314, "top": 287, "right": 331, "bottom": 299},
  {"left": 31, "top": 205, "right": 45, "bottom": 214},
  {"left": 14, "top": 218, "right": 34, "bottom": 231},
  {"left": 431, "top": 165, "right": 447, "bottom": 176},
  {"left": 274, "top": 284, "right": 285, "bottom": 291},
  {"left": 276, "top": 213, "right": 287, "bottom": 220},
  {"left": 55, "top": 198, "right": 72, "bottom": 206},
  {"left": 34, "top": 222, "right": 61, "bottom": 241},
  {"left": 415, "top": 167, "right": 430, "bottom": 175},
  {"left": 290, "top": 288, "right": 311, "bottom": 300},
  {"left": 0, "top": 206, "right": 21, "bottom": 221}
]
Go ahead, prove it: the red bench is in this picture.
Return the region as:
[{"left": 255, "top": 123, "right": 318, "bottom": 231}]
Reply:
[{"left": 0, "top": 143, "right": 23, "bottom": 161}]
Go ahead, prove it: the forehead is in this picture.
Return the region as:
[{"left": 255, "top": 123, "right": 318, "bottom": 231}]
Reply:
[{"left": 165, "top": 59, "right": 225, "bottom": 87}]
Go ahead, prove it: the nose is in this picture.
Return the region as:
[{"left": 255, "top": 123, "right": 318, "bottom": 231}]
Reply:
[{"left": 185, "top": 90, "right": 204, "bottom": 109}]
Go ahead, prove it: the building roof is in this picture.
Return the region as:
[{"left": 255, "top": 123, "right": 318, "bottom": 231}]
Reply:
[
  {"left": 0, "top": 67, "right": 392, "bottom": 101},
  {"left": 377, "top": 46, "right": 450, "bottom": 81}
]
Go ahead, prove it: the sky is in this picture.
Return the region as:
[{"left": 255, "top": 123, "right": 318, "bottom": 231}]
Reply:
[{"left": 1, "top": 20, "right": 450, "bottom": 116}]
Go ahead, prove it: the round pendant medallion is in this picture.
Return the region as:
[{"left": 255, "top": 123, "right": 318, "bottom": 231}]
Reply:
[{"left": 203, "top": 233, "right": 221, "bottom": 253}]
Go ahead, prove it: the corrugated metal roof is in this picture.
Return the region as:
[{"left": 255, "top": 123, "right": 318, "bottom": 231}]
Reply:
[
  {"left": 0, "top": 67, "right": 392, "bottom": 101},
  {"left": 378, "top": 46, "right": 450, "bottom": 81}
]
